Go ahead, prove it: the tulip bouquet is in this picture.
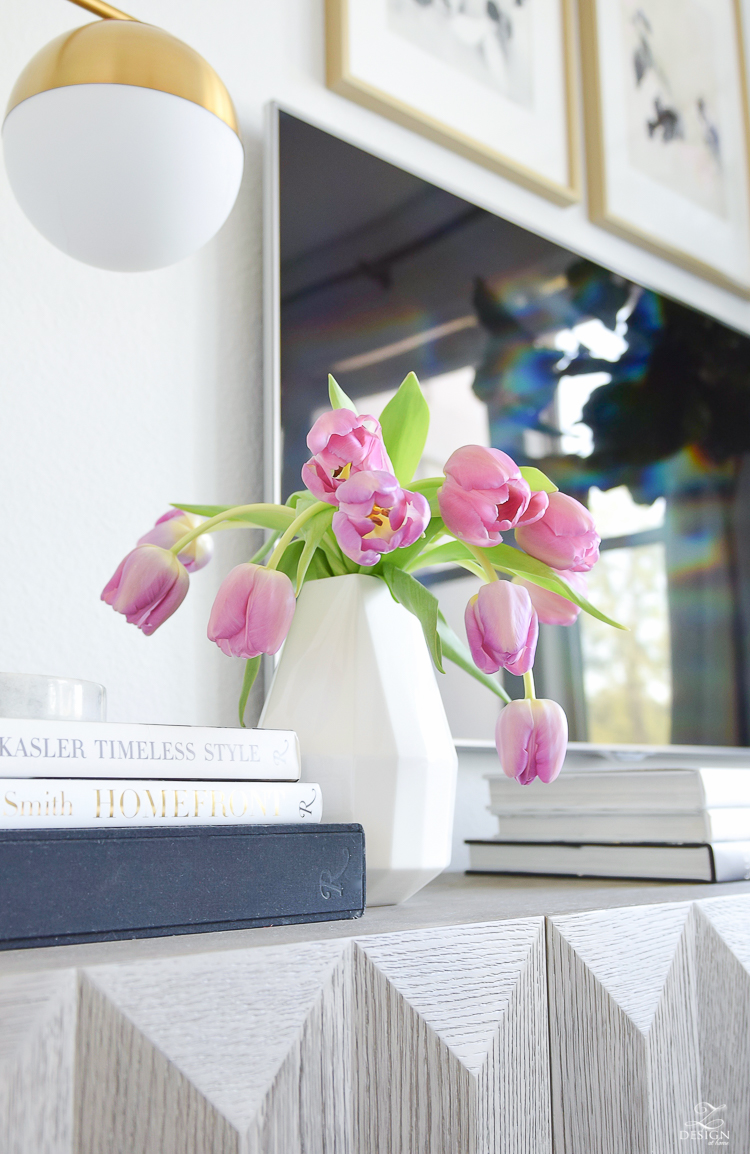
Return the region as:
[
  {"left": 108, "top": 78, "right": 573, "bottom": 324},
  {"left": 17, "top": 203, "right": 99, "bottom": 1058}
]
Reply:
[{"left": 103, "top": 373, "right": 623, "bottom": 785}]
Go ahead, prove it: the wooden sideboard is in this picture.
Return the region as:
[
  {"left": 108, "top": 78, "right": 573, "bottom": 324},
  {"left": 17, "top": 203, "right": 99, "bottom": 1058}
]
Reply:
[{"left": 1, "top": 872, "right": 749, "bottom": 1153}]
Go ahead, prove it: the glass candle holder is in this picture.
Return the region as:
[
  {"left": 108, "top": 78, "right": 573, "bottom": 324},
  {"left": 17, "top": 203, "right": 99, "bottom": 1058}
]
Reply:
[{"left": 0, "top": 673, "right": 106, "bottom": 721}]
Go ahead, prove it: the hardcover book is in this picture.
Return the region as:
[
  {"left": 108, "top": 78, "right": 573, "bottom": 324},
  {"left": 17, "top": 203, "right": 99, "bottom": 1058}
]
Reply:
[
  {"left": 466, "top": 839, "right": 750, "bottom": 883},
  {"left": 486, "top": 768, "right": 750, "bottom": 813},
  {"left": 0, "top": 779, "right": 322, "bottom": 827},
  {"left": 0, "top": 823, "right": 365, "bottom": 949},
  {"left": 0, "top": 719, "right": 300, "bottom": 781},
  {"left": 492, "top": 808, "right": 750, "bottom": 845}
]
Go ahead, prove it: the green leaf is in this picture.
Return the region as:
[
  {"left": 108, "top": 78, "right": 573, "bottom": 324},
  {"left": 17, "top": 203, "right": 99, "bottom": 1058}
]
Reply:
[
  {"left": 275, "top": 539, "right": 304, "bottom": 582},
  {"left": 304, "top": 548, "right": 334, "bottom": 582},
  {"left": 519, "top": 466, "right": 558, "bottom": 494},
  {"left": 485, "top": 543, "right": 627, "bottom": 629},
  {"left": 380, "top": 564, "right": 444, "bottom": 672},
  {"left": 328, "top": 374, "right": 357, "bottom": 412},
  {"left": 295, "top": 507, "right": 335, "bottom": 593},
  {"left": 409, "top": 476, "right": 443, "bottom": 515},
  {"left": 238, "top": 656, "right": 262, "bottom": 728},
  {"left": 437, "top": 613, "right": 510, "bottom": 703},
  {"left": 172, "top": 503, "right": 295, "bottom": 531},
  {"left": 379, "top": 372, "right": 430, "bottom": 484},
  {"left": 318, "top": 533, "right": 350, "bottom": 576},
  {"left": 409, "top": 539, "right": 474, "bottom": 569},
  {"left": 385, "top": 516, "right": 446, "bottom": 570}
]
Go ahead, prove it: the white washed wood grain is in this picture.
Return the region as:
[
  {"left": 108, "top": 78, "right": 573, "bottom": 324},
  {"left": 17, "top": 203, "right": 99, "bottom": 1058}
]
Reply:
[
  {"left": 0, "top": 893, "right": 747, "bottom": 1153},
  {"left": 78, "top": 940, "right": 352, "bottom": 1153},
  {"left": 693, "top": 896, "right": 750, "bottom": 1153},
  {"left": 353, "top": 918, "right": 551, "bottom": 1153},
  {"left": 0, "top": 970, "right": 77, "bottom": 1154},
  {"left": 547, "top": 902, "right": 699, "bottom": 1154}
]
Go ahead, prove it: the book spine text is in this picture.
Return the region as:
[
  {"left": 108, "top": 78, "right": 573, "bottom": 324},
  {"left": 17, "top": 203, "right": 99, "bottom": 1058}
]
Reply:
[{"left": 0, "top": 780, "right": 321, "bottom": 827}]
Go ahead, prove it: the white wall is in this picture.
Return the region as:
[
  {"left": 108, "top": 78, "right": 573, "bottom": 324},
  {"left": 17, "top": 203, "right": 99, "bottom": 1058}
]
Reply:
[{"left": 2, "top": 0, "right": 750, "bottom": 727}]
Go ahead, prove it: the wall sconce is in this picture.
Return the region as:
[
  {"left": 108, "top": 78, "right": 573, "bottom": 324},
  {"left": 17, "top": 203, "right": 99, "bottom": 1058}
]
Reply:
[{"left": 2, "top": 0, "right": 244, "bottom": 271}]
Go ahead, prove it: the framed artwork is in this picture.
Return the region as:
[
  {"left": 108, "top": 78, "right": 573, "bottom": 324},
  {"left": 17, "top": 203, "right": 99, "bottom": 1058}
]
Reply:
[
  {"left": 579, "top": 0, "right": 750, "bottom": 296},
  {"left": 325, "top": 0, "right": 580, "bottom": 205}
]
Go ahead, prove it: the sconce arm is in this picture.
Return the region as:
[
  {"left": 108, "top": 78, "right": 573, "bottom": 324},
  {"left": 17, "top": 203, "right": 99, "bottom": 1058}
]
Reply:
[{"left": 65, "top": 0, "right": 138, "bottom": 21}]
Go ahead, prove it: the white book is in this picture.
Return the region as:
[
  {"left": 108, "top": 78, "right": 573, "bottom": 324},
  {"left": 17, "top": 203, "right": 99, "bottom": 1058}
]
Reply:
[
  {"left": 492, "top": 808, "right": 750, "bottom": 844},
  {"left": 0, "top": 719, "right": 300, "bottom": 781},
  {"left": 487, "top": 768, "right": 750, "bottom": 813},
  {"left": 466, "top": 839, "right": 750, "bottom": 883},
  {"left": 563, "top": 741, "right": 750, "bottom": 770},
  {"left": 0, "top": 779, "right": 322, "bottom": 828}
]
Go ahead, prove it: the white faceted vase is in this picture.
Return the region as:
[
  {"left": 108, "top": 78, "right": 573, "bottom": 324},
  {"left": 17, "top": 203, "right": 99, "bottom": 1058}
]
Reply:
[{"left": 259, "top": 574, "right": 457, "bottom": 906}]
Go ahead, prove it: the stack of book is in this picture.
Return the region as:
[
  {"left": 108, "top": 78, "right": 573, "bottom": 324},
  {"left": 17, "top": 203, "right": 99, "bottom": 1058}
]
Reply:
[
  {"left": 466, "top": 758, "right": 750, "bottom": 882},
  {"left": 0, "top": 718, "right": 365, "bottom": 948}
]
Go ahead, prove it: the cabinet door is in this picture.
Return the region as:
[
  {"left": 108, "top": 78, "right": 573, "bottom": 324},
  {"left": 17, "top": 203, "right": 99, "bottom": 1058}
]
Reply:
[
  {"left": 352, "top": 918, "right": 551, "bottom": 1154},
  {"left": 694, "top": 895, "right": 750, "bottom": 1153},
  {"left": 547, "top": 897, "right": 750, "bottom": 1153}
]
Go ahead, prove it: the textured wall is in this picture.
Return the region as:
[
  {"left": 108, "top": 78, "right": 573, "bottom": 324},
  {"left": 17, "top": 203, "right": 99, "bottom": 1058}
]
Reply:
[{"left": 2, "top": 0, "right": 750, "bottom": 727}]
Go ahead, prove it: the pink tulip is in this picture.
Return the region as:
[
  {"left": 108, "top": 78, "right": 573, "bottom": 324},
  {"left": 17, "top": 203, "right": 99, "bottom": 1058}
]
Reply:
[
  {"left": 515, "top": 492, "right": 600, "bottom": 572},
  {"left": 207, "top": 564, "right": 295, "bottom": 659},
  {"left": 465, "top": 581, "right": 538, "bottom": 676},
  {"left": 102, "top": 545, "right": 189, "bottom": 635},
  {"left": 513, "top": 570, "right": 588, "bottom": 626},
  {"left": 137, "top": 509, "right": 213, "bottom": 573},
  {"left": 301, "top": 409, "right": 392, "bottom": 505},
  {"left": 332, "top": 469, "right": 430, "bottom": 565},
  {"left": 495, "top": 698, "right": 568, "bottom": 785},
  {"left": 438, "top": 445, "right": 548, "bottom": 547}
]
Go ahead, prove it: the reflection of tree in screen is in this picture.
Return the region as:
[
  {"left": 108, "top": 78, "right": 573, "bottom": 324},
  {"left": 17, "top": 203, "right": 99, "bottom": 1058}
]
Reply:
[
  {"left": 581, "top": 544, "right": 670, "bottom": 745},
  {"left": 472, "top": 260, "right": 750, "bottom": 745}
]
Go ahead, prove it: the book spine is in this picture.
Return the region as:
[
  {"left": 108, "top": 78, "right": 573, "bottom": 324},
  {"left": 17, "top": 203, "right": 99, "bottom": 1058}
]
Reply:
[
  {"left": 0, "top": 824, "right": 365, "bottom": 948},
  {"left": 710, "top": 841, "right": 750, "bottom": 882},
  {"left": 0, "top": 780, "right": 322, "bottom": 828},
  {"left": 0, "top": 720, "right": 300, "bottom": 781}
]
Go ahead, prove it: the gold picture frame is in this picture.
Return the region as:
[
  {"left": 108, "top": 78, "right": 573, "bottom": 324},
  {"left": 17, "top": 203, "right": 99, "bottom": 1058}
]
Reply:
[
  {"left": 326, "top": 0, "right": 580, "bottom": 207},
  {"left": 579, "top": 0, "right": 750, "bottom": 297}
]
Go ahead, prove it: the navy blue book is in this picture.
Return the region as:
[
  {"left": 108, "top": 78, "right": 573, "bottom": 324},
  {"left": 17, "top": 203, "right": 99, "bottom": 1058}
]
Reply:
[{"left": 0, "top": 823, "right": 365, "bottom": 950}]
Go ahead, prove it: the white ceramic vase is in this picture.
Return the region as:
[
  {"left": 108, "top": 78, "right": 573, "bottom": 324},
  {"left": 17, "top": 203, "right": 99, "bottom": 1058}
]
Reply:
[{"left": 259, "top": 574, "right": 458, "bottom": 906}]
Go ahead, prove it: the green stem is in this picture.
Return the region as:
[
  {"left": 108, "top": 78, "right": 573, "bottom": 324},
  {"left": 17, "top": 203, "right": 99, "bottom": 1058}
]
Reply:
[
  {"left": 523, "top": 670, "right": 536, "bottom": 700},
  {"left": 467, "top": 545, "right": 500, "bottom": 584},
  {"left": 266, "top": 501, "right": 329, "bottom": 571},
  {"left": 169, "top": 504, "right": 289, "bottom": 557},
  {"left": 248, "top": 531, "right": 279, "bottom": 565}
]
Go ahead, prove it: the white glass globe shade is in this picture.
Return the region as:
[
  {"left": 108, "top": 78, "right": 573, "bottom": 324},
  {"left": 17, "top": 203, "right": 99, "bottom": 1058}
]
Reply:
[{"left": 3, "top": 83, "right": 244, "bottom": 271}]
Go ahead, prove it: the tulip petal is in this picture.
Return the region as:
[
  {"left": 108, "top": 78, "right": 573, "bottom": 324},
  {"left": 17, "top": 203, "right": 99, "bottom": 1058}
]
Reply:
[
  {"left": 208, "top": 564, "right": 295, "bottom": 659},
  {"left": 438, "top": 445, "right": 545, "bottom": 547},
  {"left": 495, "top": 698, "right": 568, "bottom": 784},
  {"left": 515, "top": 492, "right": 600, "bottom": 572},
  {"left": 102, "top": 545, "right": 189, "bottom": 635},
  {"left": 465, "top": 581, "right": 539, "bottom": 676}
]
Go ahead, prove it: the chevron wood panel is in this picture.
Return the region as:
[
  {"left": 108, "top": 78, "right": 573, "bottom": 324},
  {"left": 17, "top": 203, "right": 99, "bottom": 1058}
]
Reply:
[
  {"left": 693, "top": 895, "right": 750, "bottom": 1150},
  {"left": 353, "top": 918, "right": 551, "bottom": 1153},
  {"left": 0, "top": 896, "right": 747, "bottom": 1152},
  {"left": 77, "top": 940, "right": 352, "bottom": 1154},
  {"left": 547, "top": 902, "right": 700, "bottom": 1154},
  {"left": 0, "top": 970, "right": 77, "bottom": 1154}
]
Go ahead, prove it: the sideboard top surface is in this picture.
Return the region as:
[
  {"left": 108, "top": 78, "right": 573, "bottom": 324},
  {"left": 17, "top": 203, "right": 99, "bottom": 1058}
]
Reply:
[{"left": 2, "top": 871, "right": 749, "bottom": 976}]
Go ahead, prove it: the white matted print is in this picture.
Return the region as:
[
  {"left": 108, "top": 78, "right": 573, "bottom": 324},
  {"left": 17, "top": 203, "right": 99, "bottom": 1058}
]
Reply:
[
  {"left": 326, "top": 0, "right": 579, "bottom": 204},
  {"left": 580, "top": 0, "right": 750, "bottom": 295}
]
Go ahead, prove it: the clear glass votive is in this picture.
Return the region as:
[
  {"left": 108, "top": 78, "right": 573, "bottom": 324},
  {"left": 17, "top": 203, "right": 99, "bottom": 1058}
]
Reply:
[{"left": 0, "top": 673, "right": 106, "bottom": 721}]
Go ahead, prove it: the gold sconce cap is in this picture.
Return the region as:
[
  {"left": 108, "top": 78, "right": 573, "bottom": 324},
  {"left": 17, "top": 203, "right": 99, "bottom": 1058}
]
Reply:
[{"left": 4, "top": 18, "right": 240, "bottom": 136}]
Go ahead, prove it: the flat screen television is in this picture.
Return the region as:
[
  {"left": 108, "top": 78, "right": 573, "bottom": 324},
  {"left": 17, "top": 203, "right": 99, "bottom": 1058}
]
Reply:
[{"left": 266, "top": 106, "right": 750, "bottom": 750}]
